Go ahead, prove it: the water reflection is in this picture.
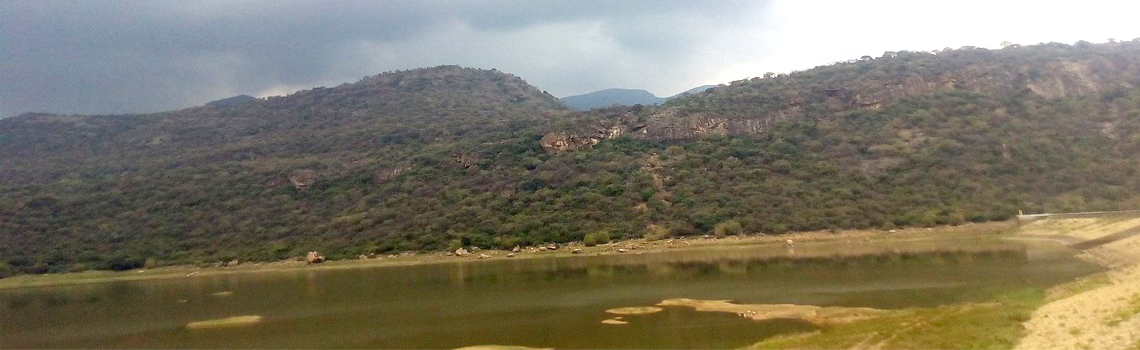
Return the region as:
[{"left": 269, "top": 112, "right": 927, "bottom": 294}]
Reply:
[
  {"left": 0, "top": 240, "right": 1099, "bottom": 349},
  {"left": 444, "top": 245, "right": 1030, "bottom": 285}
]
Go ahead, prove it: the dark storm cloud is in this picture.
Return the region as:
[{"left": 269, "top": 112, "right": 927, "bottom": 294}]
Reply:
[{"left": 0, "top": 0, "right": 769, "bottom": 118}]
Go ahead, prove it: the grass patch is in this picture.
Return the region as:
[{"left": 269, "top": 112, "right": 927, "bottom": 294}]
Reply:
[
  {"left": 1106, "top": 293, "right": 1140, "bottom": 326},
  {"left": 1046, "top": 273, "right": 1112, "bottom": 301},
  {"left": 749, "top": 288, "right": 1045, "bottom": 350}
]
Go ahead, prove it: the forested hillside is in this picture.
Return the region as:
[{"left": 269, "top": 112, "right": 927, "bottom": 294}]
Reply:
[{"left": 3, "top": 41, "right": 1140, "bottom": 276}]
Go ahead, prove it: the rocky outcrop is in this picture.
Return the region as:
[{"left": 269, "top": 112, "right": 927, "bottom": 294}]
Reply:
[
  {"left": 373, "top": 166, "right": 412, "bottom": 184},
  {"left": 451, "top": 153, "right": 480, "bottom": 169},
  {"left": 288, "top": 169, "right": 318, "bottom": 191},
  {"left": 305, "top": 251, "right": 325, "bottom": 264},
  {"left": 1025, "top": 60, "right": 1113, "bottom": 99},
  {"left": 540, "top": 111, "right": 790, "bottom": 152}
]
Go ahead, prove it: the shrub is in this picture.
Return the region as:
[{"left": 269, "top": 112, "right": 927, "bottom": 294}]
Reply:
[
  {"left": 446, "top": 239, "right": 463, "bottom": 252},
  {"left": 713, "top": 220, "right": 744, "bottom": 237},
  {"left": 644, "top": 224, "right": 672, "bottom": 241},
  {"left": 584, "top": 231, "right": 611, "bottom": 246}
]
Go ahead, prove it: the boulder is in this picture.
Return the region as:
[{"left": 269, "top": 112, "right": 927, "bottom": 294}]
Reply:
[
  {"left": 306, "top": 251, "right": 326, "bottom": 264},
  {"left": 455, "top": 248, "right": 470, "bottom": 256},
  {"left": 507, "top": 253, "right": 515, "bottom": 257},
  {"left": 477, "top": 254, "right": 491, "bottom": 259},
  {"left": 547, "top": 244, "right": 559, "bottom": 250},
  {"left": 512, "top": 246, "right": 521, "bottom": 253},
  {"left": 572, "top": 248, "right": 584, "bottom": 254}
]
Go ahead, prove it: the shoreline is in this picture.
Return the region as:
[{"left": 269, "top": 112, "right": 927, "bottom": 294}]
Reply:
[
  {"left": 1013, "top": 215, "right": 1140, "bottom": 350},
  {"left": 0, "top": 221, "right": 1015, "bottom": 290},
  {"left": 746, "top": 213, "right": 1140, "bottom": 350}
]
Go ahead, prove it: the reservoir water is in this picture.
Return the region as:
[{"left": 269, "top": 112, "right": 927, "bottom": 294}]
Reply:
[{"left": 0, "top": 238, "right": 1102, "bottom": 349}]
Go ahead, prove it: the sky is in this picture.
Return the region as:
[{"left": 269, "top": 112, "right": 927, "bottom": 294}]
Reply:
[{"left": 2, "top": 0, "right": 1139, "bottom": 118}]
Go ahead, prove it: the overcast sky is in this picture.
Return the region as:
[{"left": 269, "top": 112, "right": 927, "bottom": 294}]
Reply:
[{"left": 2, "top": 0, "right": 1139, "bottom": 118}]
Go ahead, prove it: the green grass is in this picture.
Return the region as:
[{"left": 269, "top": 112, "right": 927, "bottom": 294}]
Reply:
[
  {"left": 1046, "top": 273, "right": 1112, "bottom": 301},
  {"left": 749, "top": 288, "right": 1045, "bottom": 350}
]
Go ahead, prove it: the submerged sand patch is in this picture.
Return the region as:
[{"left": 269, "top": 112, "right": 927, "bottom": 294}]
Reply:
[
  {"left": 454, "top": 346, "right": 552, "bottom": 350},
  {"left": 605, "top": 306, "right": 663, "bottom": 315},
  {"left": 601, "top": 318, "right": 628, "bottom": 325},
  {"left": 210, "top": 291, "right": 233, "bottom": 297},
  {"left": 185, "top": 315, "right": 262, "bottom": 329},
  {"left": 657, "top": 298, "right": 888, "bottom": 325}
]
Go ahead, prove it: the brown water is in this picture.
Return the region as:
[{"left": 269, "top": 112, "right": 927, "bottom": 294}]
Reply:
[{"left": 0, "top": 239, "right": 1103, "bottom": 349}]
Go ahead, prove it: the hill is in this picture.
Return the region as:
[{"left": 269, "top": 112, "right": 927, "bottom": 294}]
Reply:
[
  {"left": 561, "top": 85, "right": 719, "bottom": 110},
  {"left": 540, "top": 40, "right": 1140, "bottom": 229},
  {"left": 561, "top": 88, "right": 665, "bottom": 110},
  {"left": 669, "top": 85, "right": 717, "bottom": 98},
  {"left": 205, "top": 94, "right": 258, "bottom": 107},
  {"left": 0, "top": 65, "right": 569, "bottom": 274},
  {"left": 3, "top": 41, "right": 1140, "bottom": 276}
]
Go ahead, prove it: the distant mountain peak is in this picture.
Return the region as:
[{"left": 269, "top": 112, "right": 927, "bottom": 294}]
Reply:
[
  {"left": 560, "top": 85, "right": 720, "bottom": 110},
  {"left": 560, "top": 88, "right": 663, "bottom": 110}
]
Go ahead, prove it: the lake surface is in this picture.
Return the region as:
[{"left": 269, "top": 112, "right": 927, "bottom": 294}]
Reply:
[{"left": 0, "top": 238, "right": 1103, "bottom": 349}]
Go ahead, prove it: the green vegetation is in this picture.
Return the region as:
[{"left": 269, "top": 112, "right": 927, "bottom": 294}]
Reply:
[
  {"left": 1106, "top": 293, "right": 1140, "bottom": 326},
  {"left": 2, "top": 42, "right": 1140, "bottom": 275},
  {"left": 583, "top": 231, "right": 611, "bottom": 246},
  {"left": 713, "top": 220, "right": 743, "bottom": 237},
  {"left": 750, "top": 289, "right": 1046, "bottom": 349}
]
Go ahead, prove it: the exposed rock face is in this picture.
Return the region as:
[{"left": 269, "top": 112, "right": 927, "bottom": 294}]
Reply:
[
  {"left": 540, "top": 111, "right": 788, "bottom": 152},
  {"left": 539, "top": 112, "right": 647, "bottom": 152},
  {"left": 288, "top": 169, "right": 318, "bottom": 191},
  {"left": 1025, "top": 60, "right": 1111, "bottom": 99},
  {"left": 373, "top": 166, "right": 412, "bottom": 184},
  {"left": 539, "top": 54, "right": 1138, "bottom": 153}
]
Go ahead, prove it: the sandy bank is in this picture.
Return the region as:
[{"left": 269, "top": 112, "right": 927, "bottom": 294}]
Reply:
[
  {"left": 1015, "top": 216, "right": 1140, "bottom": 350},
  {"left": 185, "top": 315, "right": 262, "bottom": 329}
]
